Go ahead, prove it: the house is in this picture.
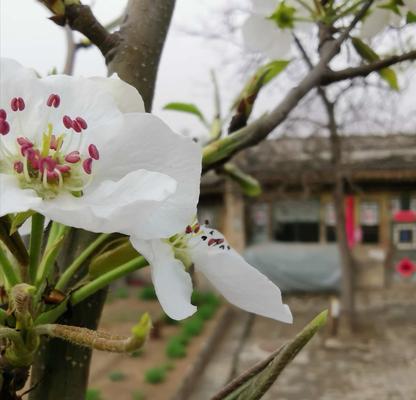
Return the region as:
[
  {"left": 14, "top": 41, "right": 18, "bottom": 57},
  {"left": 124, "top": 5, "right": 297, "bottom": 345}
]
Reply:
[{"left": 199, "top": 134, "right": 416, "bottom": 289}]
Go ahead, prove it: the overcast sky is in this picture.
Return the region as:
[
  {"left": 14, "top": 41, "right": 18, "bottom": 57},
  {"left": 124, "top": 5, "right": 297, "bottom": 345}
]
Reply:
[{"left": 1, "top": 1, "right": 415, "bottom": 137}]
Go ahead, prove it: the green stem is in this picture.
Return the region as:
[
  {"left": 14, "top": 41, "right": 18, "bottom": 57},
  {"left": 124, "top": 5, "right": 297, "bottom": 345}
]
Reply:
[
  {"left": 72, "top": 255, "right": 147, "bottom": 304},
  {"left": 0, "top": 308, "right": 8, "bottom": 325},
  {"left": 0, "top": 245, "right": 20, "bottom": 287},
  {"left": 28, "top": 214, "right": 45, "bottom": 284},
  {"left": 35, "top": 222, "right": 69, "bottom": 289},
  {"left": 55, "top": 233, "right": 110, "bottom": 292},
  {"left": 35, "top": 256, "right": 148, "bottom": 325}
]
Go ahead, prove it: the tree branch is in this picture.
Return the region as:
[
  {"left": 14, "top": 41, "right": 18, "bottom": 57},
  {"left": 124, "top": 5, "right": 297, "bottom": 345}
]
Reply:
[
  {"left": 321, "top": 50, "right": 416, "bottom": 85},
  {"left": 65, "top": 4, "right": 119, "bottom": 60},
  {"left": 107, "top": 0, "right": 176, "bottom": 111},
  {"left": 202, "top": 0, "right": 374, "bottom": 172}
]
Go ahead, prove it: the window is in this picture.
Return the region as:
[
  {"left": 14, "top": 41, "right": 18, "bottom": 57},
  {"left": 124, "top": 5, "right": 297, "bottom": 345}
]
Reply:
[
  {"left": 249, "top": 203, "right": 270, "bottom": 244},
  {"left": 273, "top": 199, "right": 320, "bottom": 243},
  {"left": 359, "top": 201, "right": 379, "bottom": 244},
  {"left": 325, "top": 203, "right": 337, "bottom": 242},
  {"left": 393, "top": 223, "right": 416, "bottom": 250}
]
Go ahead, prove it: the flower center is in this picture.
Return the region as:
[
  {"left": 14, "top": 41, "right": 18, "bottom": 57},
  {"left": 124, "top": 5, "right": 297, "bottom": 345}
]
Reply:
[
  {"left": 167, "top": 222, "right": 231, "bottom": 269},
  {"left": 0, "top": 94, "right": 100, "bottom": 199}
]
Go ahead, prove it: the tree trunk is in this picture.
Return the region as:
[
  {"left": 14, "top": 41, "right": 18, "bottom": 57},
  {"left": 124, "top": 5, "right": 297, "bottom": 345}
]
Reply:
[
  {"left": 107, "top": 0, "right": 176, "bottom": 111},
  {"left": 327, "top": 102, "right": 357, "bottom": 333},
  {"left": 28, "top": 3, "right": 176, "bottom": 398}
]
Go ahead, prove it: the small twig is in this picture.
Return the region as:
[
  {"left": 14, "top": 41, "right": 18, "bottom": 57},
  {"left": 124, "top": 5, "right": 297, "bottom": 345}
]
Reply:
[
  {"left": 63, "top": 26, "right": 76, "bottom": 75},
  {"left": 321, "top": 50, "right": 416, "bottom": 85},
  {"left": 210, "top": 344, "right": 285, "bottom": 400}
]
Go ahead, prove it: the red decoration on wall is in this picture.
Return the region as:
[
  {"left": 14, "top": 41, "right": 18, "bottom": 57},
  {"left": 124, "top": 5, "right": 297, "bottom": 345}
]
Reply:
[
  {"left": 393, "top": 211, "right": 416, "bottom": 223},
  {"left": 345, "top": 196, "right": 355, "bottom": 248},
  {"left": 395, "top": 258, "right": 416, "bottom": 278}
]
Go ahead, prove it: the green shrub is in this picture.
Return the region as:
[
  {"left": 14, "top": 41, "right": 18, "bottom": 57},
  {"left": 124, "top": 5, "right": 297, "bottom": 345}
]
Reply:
[
  {"left": 197, "top": 304, "right": 217, "bottom": 320},
  {"left": 114, "top": 287, "right": 129, "bottom": 299},
  {"left": 166, "top": 338, "right": 187, "bottom": 359},
  {"left": 203, "top": 292, "right": 221, "bottom": 307},
  {"left": 191, "top": 291, "right": 221, "bottom": 307},
  {"left": 132, "top": 390, "right": 146, "bottom": 400},
  {"left": 144, "top": 367, "right": 166, "bottom": 384},
  {"left": 130, "top": 349, "right": 144, "bottom": 358},
  {"left": 139, "top": 286, "right": 157, "bottom": 301},
  {"left": 108, "top": 370, "right": 126, "bottom": 382},
  {"left": 86, "top": 388, "right": 102, "bottom": 400},
  {"left": 191, "top": 290, "right": 205, "bottom": 306},
  {"left": 182, "top": 316, "right": 204, "bottom": 337}
]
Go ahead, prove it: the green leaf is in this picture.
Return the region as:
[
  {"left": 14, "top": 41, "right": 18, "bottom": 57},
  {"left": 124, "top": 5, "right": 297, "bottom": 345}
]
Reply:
[
  {"left": 10, "top": 210, "right": 35, "bottom": 235},
  {"left": 268, "top": 2, "right": 296, "bottom": 29},
  {"left": 231, "top": 60, "right": 290, "bottom": 117},
  {"left": 406, "top": 11, "right": 416, "bottom": 23},
  {"left": 89, "top": 239, "right": 140, "bottom": 279},
  {"left": 379, "top": 67, "right": 399, "bottom": 90},
  {"left": 164, "top": 102, "right": 207, "bottom": 125},
  {"left": 223, "top": 163, "right": 262, "bottom": 197},
  {"left": 351, "top": 37, "right": 399, "bottom": 90},
  {"left": 218, "top": 310, "right": 328, "bottom": 400}
]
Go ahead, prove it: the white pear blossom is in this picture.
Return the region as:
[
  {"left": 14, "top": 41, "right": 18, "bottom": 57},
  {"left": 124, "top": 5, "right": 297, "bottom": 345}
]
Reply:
[
  {"left": 131, "top": 222, "right": 293, "bottom": 322},
  {"left": 242, "top": 0, "right": 314, "bottom": 59},
  {"left": 0, "top": 58, "right": 201, "bottom": 240},
  {"left": 403, "top": 0, "right": 416, "bottom": 13},
  {"left": 360, "top": 2, "right": 403, "bottom": 39}
]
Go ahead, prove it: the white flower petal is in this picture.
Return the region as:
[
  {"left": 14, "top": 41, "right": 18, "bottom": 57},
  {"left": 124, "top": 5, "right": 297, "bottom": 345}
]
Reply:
[
  {"left": 251, "top": 0, "right": 277, "bottom": 15},
  {"left": 132, "top": 238, "right": 196, "bottom": 320},
  {"left": 360, "top": 8, "right": 392, "bottom": 39},
  {"left": 189, "top": 228, "right": 293, "bottom": 323},
  {"left": 242, "top": 15, "right": 291, "bottom": 59},
  {"left": 0, "top": 174, "right": 41, "bottom": 216},
  {"left": 263, "top": 29, "right": 292, "bottom": 60},
  {"left": 89, "top": 75, "right": 145, "bottom": 114},
  {"left": 403, "top": 0, "right": 416, "bottom": 13},
  {"left": 96, "top": 113, "right": 201, "bottom": 239},
  {"left": 0, "top": 58, "right": 37, "bottom": 84},
  {"left": 35, "top": 169, "right": 177, "bottom": 235},
  {"left": 39, "top": 74, "right": 123, "bottom": 141}
]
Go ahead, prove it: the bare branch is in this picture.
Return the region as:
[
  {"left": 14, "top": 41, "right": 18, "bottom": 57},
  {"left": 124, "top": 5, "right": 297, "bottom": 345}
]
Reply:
[
  {"left": 321, "top": 50, "right": 416, "bottom": 85},
  {"left": 65, "top": 3, "right": 119, "bottom": 59}
]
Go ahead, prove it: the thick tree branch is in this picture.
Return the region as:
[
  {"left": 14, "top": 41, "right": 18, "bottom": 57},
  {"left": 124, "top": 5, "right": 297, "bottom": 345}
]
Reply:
[
  {"left": 65, "top": 4, "right": 119, "bottom": 60},
  {"left": 202, "top": 1, "right": 374, "bottom": 173},
  {"left": 321, "top": 50, "right": 416, "bottom": 85},
  {"left": 107, "top": 0, "right": 176, "bottom": 111}
]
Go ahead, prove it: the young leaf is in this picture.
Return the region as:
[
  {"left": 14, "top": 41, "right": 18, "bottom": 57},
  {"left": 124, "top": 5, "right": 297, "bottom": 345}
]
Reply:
[
  {"left": 223, "top": 163, "right": 262, "bottom": 197},
  {"left": 164, "top": 102, "right": 208, "bottom": 125},
  {"left": 407, "top": 11, "right": 416, "bottom": 23},
  {"left": 10, "top": 210, "right": 35, "bottom": 235},
  {"left": 214, "top": 310, "right": 328, "bottom": 400},
  {"left": 351, "top": 37, "right": 399, "bottom": 90},
  {"left": 89, "top": 239, "right": 139, "bottom": 279}
]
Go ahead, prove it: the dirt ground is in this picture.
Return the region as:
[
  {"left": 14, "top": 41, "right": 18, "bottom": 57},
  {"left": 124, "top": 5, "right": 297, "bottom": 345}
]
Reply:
[
  {"left": 88, "top": 289, "right": 223, "bottom": 400},
  {"left": 190, "top": 287, "right": 416, "bottom": 400}
]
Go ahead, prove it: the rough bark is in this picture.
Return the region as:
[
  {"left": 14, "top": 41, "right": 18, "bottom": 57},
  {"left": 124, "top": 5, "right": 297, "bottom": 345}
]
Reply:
[{"left": 107, "top": 0, "right": 176, "bottom": 111}]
